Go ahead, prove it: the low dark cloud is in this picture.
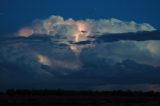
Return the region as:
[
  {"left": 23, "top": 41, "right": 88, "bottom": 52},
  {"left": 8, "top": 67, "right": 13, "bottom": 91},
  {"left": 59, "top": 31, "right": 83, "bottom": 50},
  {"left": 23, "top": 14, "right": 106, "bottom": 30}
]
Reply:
[
  {"left": 95, "top": 30, "right": 160, "bottom": 42},
  {"left": 1, "top": 57, "right": 160, "bottom": 90},
  {"left": 0, "top": 33, "right": 160, "bottom": 91}
]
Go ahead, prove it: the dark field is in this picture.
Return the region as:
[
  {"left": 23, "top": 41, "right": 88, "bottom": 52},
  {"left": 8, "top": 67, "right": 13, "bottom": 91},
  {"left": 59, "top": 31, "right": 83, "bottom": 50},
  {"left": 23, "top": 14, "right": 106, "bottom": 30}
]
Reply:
[{"left": 0, "top": 90, "right": 160, "bottom": 106}]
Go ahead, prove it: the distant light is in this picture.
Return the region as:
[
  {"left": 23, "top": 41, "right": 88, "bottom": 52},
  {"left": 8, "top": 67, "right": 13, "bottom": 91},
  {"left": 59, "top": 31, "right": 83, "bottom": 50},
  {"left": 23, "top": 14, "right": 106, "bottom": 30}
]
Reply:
[{"left": 18, "top": 27, "right": 33, "bottom": 37}]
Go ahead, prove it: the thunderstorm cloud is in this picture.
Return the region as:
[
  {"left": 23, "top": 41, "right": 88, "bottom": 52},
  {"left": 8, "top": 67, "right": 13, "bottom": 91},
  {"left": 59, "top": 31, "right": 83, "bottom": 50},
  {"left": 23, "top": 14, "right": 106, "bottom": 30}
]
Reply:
[
  {"left": 0, "top": 15, "right": 160, "bottom": 91},
  {"left": 17, "top": 16, "right": 156, "bottom": 41}
]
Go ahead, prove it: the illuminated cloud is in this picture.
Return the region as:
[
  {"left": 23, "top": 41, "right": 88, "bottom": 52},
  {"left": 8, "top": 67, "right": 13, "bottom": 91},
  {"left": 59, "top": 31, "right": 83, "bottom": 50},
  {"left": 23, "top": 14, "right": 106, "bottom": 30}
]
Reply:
[
  {"left": 0, "top": 15, "right": 160, "bottom": 91},
  {"left": 18, "top": 27, "right": 34, "bottom": 37},
  {"left": 18, "top": 15, "right": 156, "bottom": 42},
  {"left": 17, "top": 15, "right": 156, "bottom": 56},
  {"left": 37, "top": 53, "right": 81, "bottom": 70},
  {"left": 90, "top": 18, "right": 155, "bottom": 34},
  {"left": 37, "top": 54, "right": 51, "bottom": 66}
]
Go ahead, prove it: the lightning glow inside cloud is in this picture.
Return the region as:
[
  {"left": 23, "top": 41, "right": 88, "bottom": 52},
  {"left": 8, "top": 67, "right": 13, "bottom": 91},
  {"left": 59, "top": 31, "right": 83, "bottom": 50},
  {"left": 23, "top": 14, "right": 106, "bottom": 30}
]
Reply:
[
  {"left": 12, "top": 15, "right": 160, "bottom": 68},
  {"left": 17, "top": 15, "right": 156, "bottom": 57},
  {"left": 18, "top": 15, "right": 156, "bottom": 42},
  {"left": 0, "top": 17, "right": 160, "bottom": 91}
]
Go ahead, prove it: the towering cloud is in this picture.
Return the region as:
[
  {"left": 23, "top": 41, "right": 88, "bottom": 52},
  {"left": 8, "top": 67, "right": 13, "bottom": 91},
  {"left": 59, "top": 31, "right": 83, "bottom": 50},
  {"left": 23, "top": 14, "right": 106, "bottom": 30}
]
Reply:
[
  {"left": 17, "top": 16, "right": 157, "bottom": 56},
  {"left": 0, "top": 15, "right": 160, "bottom": 91},
  {"left": 18, "top": 15, "right": 156, "bottom": 42}
]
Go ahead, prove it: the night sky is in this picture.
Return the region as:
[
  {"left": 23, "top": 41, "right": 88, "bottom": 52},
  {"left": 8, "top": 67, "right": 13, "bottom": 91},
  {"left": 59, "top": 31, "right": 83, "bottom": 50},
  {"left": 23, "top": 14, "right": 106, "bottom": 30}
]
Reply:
[
  {"left": 0, "top": 0, "right": 160, "bottom": 91},
  {"left": 0, "top": 0, "right": 160, "bottom": 35}
]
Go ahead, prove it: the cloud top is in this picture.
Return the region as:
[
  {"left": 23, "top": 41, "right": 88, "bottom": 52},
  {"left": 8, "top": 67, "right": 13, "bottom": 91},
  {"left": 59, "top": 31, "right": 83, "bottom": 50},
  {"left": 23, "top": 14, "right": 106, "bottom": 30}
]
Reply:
[{"left": 18, "top": 16, "right": 156, "bottom": 42}]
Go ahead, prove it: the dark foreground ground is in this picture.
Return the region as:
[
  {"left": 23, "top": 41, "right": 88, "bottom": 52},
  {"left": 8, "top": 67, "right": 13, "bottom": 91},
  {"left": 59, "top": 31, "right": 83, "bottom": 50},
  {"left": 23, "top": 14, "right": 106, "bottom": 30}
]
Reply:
[{"left": 0, "top": 90, "right": 160, "bottom": 106}]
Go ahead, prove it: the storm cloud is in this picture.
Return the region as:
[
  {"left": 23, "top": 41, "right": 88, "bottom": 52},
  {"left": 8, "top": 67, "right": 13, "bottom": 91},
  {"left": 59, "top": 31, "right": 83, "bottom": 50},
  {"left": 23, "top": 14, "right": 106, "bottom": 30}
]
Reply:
[
  {"left": 17, "top": 16, "right": 156, "bottom": 42},
  {"left": 0, "top": 16, "right": 160, "bottom": 91}
]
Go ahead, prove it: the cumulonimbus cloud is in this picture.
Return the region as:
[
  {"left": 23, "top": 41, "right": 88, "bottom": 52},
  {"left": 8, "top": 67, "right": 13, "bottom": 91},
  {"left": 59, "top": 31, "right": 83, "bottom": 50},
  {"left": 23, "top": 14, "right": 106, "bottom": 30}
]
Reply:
[
  {"left": 18, "top": 15, "right": 156, "bottom": 42},
  {"left": 16, "top": 15, "right": 157, "bottom": 56},
  {"left": 1, "top": 16, "right": 160, "bottom": 91}
]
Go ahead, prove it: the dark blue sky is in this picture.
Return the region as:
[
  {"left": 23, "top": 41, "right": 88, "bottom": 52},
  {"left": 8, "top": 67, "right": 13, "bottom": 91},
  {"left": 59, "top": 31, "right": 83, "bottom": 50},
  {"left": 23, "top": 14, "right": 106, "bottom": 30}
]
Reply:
[{"left": 0, "top": 0, "right": 160, "bottom": 35}]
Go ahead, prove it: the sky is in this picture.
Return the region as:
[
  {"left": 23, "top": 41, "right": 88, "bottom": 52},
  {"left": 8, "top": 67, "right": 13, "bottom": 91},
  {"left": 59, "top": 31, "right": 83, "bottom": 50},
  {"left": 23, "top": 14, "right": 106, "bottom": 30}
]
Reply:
[
  {"left": 0, "top": 0, "right": 160, "bottom": 35},
  {"left": 0, "top": 0, "right": 160, "bottom": 91}
]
